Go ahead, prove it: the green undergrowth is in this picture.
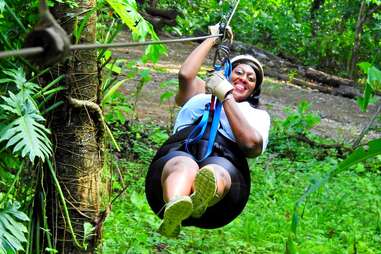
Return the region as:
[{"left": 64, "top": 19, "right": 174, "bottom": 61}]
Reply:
[{"left": 99, "top": 118, "right": 381, "bottom": 253}]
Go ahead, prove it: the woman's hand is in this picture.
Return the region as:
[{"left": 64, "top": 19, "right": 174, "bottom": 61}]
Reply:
[
  {"left": 208, "top": 24, "right": 234, "bottom": 44},
  {"left": 205, "top": 71, "right": 233, "bottom": 101}
]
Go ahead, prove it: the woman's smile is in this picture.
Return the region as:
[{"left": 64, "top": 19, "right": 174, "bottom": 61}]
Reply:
[{"left": 231, "top": 63, "right": 257, "bottom": 101}]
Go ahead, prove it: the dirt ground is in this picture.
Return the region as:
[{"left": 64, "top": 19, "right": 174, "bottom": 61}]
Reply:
[{"left": 113, "top": 33, "right": 380, "bottom": 144}]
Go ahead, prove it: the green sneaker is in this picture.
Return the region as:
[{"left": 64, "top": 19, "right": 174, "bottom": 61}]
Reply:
[
  {"left": 158, "top": 196, "right": 192, "bottom": 237},
  {"left": 190, "top": 166, "right": 217, "bottom": 218}
]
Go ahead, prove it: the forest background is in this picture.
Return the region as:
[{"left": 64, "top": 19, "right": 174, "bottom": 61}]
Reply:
[{"left": 0, "top": 0, "right": 380, "bottom": 253}]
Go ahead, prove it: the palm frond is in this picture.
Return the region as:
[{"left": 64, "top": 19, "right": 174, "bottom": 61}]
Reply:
[{"left": 0, "top": 201, "right": 29, "bottom": 254}]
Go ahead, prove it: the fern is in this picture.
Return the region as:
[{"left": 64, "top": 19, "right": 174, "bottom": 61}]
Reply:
[{"left": 0, "top": 201, "right": 29, "bottom": 254}]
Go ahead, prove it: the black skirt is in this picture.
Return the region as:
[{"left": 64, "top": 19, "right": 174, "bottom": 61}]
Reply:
[{"left": 145, "top": 124, "right": 251, "bottom": 229}]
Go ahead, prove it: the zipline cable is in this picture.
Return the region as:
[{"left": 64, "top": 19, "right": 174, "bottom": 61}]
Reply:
[
  {"left": 226, "top": 0, "right": 240, "bottom": 28},
  {"left": 0, "top": 34, "right": 222, "bottom": 59},
  {"left": 0, "top": 0, "right": 240, "bottom": 62}
]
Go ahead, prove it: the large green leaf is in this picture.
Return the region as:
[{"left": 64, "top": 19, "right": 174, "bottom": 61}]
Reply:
[
  {"left": 105, "top": 0, "right": 167, "bottom": 63},
  {"left": 368, "top": 66, "right": 381, "bottom": 91},
  {"left": 102, "top": 78, "right": 128, "bottom": 104},
  {"left": 0, "top": 92, "right": 52, "bottom": 162},
  {"left": 337, "top": 138, "right": 381, "bottom": 172},
  {"left": 105, "top": 0, "right": 138, "bottom": 34},
  {"left": 357, "top": 64, "right": 381, "bottom": 111},
  {"left": 0, "top": 1, "right": 5, "bottom": 13},
  {"left": 0, "top": 201, "right": 29, "bottom": 254}
]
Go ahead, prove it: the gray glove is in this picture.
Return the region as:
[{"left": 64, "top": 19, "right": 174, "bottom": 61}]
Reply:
[
  {"left": 205, "top": 71, "right": 233, "bottom": 101},
  {"left": 208, "top": 24, "right": 233, "bottom": 44}
]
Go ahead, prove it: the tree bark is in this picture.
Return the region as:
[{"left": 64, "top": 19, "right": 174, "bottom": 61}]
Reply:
[
  {"left": 348, "top": 0, "right": 367, "bottom": 78},
  {"left": 48, "top": 0, "right": 104, "bottom": 253},
  {"left": 348, "top": 2, "right": 381, "bottom": 78},
  {"left": 310, "top": 0, "right": 325, "bottom": 37}
]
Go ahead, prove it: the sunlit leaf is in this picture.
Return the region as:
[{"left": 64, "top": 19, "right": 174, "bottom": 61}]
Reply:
[
  {"left": 105, "top": 0, "right": 167, "bottom": 62},
  {"left": 0, "top": 201, "right": 29, "bottom": 254},
  {"left": 102, "top": 78, "right": 128, "bottom": 104},
  {"left": 0, "top": 1, "right": 5, "bottom": 13},
  {"left": 0, "top": 92, "right": 52, "bottom": 162}
]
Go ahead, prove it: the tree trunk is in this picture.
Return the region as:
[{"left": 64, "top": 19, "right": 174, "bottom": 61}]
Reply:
[
  {"left": 348, "top": 0, "right": 367, "bottom": 78},
  {"left": 348, "top": 2, "right": 381, "bottom": 78},
  {"left": 48, "top": 0, "right": 104, "bottom": 253},
  {"left": 305, "top": 67, "right": 356, "bottom": 87},
  {"left": 310, "top": 0, "right": 325, "bottom": 37}
]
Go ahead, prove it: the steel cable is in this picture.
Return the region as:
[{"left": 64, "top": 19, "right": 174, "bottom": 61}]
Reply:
[
  {"left": 0, "top": 34, "right": 222, "bottom": 59},
  {"left": 0, "top": 0, "right": 239, "bottom": 65}
]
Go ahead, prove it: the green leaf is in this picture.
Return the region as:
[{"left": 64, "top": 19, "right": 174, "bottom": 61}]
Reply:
[
  {"left": 105, "top": 0, "right": 167, "bottom": 62},
  {"left": 0, "top": 1, "right": 5, "bottom": 13},
  {"left": 105, "top": 63, "right": 122, "bottom": 74},
  {"left": 83, "top": 222, "right": 95, "bottom": 245},
  {"left": 74, "top": 7, "right": 97, "bottom": 43},
  {"left": 105, "top": 0, "right": 138, "bottom": 34},
  {"left": 0, "top": 79, "right": 13, "bottom": 84},
  {"left": 0, "top": 202, "right": 29, "bottom": 253},
  {"left": 337, "top": 138, "right": 381, "bottom": 173},
  {"left": 0, "top": 93, "right": 52, "bottom": 162},
  {"left": 285, "top": 236, "right": 297, "bottom": 254},
  {"left": 159, "top": 79, "right": 177, "bottom": 89},
  {"left": 368, "top": 66, "right": 381, "bottom": 91},
  {"left": 0, "top": 214, "right": 26, "bottom": 242},
  {"left": 45, "top": 247, "right": 58, "bottom": 253},
  {"left": 160, "top": 91, "right": 174, "bottom": 104},
  {"left": 358, "top": 62, "right": 372, "bottom": 74},
  {"left": 357, "top": 65, "right": 381, "bottom": 111},
  {"left": 102, "top": 78, "right": 128, "bottom": 104}
]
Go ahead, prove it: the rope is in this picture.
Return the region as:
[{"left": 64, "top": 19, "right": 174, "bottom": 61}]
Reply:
[{"left": 0, "top": 34, "right": 222, "bottom": 59}]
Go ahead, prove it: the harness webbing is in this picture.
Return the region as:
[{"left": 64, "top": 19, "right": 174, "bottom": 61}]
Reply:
[{"left": 184, "top": 59, "right": 232, "bottom": 162}]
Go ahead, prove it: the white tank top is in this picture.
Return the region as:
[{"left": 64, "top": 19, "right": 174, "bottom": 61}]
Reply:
[{"left": 173, "top": 94, "right": 270, "bottom": 152}]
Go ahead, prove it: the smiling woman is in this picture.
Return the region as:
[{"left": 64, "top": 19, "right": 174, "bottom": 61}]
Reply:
[{"left": 145, "top": 25, "right": 270, "bottom": 238}]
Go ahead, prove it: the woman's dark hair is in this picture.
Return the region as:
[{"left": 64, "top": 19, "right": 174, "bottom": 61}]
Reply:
[{"left": 231, "top": 60, "right": 263, "bottom": 108}]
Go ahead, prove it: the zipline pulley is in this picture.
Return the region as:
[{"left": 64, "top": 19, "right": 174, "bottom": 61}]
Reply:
[{"left": 24, "top": 0, "right": 70, "bottom": 66}]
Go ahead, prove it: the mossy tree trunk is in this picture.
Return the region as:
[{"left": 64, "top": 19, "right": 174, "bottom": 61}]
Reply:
[{"left": 48, "top": 0, "right": 104, "bottom": 253}]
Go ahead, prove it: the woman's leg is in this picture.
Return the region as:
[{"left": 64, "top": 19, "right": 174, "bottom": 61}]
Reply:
[
  {"left": 161, "top": 155, "right": 199, "bottom": 202},
  {"left": 158, "top": 155, "right": 198, "bottom": 237}
]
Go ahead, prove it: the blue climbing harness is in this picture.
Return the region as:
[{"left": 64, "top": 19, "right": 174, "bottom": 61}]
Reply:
[{"left": 184, "top": 59, "right": 232, "bottom": 162}]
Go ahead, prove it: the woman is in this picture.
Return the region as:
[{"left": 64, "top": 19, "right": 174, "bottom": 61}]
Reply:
[{"left": 145, "top": 26, "right": 270, "bottom": 237}]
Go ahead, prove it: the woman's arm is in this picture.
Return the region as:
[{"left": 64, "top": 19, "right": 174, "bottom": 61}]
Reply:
[
  {"left": 222, "top": 93, "right": 263, "bottom": 157},
  {"left": 175, "top": 37, "right": 217, "bottom": 106}
]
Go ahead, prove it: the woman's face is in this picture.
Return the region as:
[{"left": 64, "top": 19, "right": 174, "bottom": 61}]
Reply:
[{"left": 231, "top": 64, "right": 257, "bottom": 102}]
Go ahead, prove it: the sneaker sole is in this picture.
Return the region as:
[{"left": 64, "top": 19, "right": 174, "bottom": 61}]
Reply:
[
  {"left": 158, "top": 197, "right": 192, "bottom": 237},
  {"left": 191, "top": 166, "right": 217, "bottom": 218}
]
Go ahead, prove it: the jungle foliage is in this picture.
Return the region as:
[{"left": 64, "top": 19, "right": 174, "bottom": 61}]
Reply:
[
  {"left": 158, "top": 0, "right": 381, "bottom": 77},
  {"left": 0, "top": 0, "right": 380, "bottom": 253},
  {"left": 100, "top": 86, "right": 381, "bottom": 253}
]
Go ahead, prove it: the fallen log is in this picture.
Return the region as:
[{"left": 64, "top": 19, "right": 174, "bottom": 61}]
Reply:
[
  {"left": 145, "top": 7, "right": 179, "bottom": 20},
  {"left": 231, "top": 41, "right": 364, "bottom": 98},
  {"left": 305, "top": 67, "right": 356, "bottom": 87},
  {"left": 140, "top": 11, "right": 177, "bottom": 31},
  {"left": 265, "top": 69, "right": 361, "bottom": 98}
]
